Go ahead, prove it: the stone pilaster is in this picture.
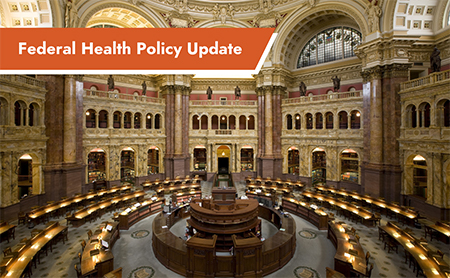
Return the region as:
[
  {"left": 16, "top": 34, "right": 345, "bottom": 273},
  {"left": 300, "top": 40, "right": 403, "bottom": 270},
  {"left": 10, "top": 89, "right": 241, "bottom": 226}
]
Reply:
[{"left": 360, "top": 64, "right": 410, "bottom": 201}]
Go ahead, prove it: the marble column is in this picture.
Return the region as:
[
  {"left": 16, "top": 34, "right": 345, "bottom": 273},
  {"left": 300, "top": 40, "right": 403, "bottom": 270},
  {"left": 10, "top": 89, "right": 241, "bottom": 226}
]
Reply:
[
  {"left": 64, "top": 75, "right": 77, "bottom": 164},
  {"left": 264, "top": 87, "right": 273, "bottom": 157}
]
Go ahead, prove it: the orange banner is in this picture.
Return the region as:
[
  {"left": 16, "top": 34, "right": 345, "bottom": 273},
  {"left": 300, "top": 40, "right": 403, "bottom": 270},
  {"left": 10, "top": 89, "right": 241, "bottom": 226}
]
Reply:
[{"left": 0, "top": 28, "right": 276, "bottom": 72}]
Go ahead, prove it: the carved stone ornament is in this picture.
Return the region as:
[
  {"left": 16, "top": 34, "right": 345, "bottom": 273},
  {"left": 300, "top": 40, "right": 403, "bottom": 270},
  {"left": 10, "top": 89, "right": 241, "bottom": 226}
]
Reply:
[
  {"left": 212, "top": 3, "right": 236, "bottom": 24},
  {"left": 161, "top": 11, "right": 197, "bottom": 28},
  {"left": 249, "top": 12, "right": 286, "bottom": 28}
]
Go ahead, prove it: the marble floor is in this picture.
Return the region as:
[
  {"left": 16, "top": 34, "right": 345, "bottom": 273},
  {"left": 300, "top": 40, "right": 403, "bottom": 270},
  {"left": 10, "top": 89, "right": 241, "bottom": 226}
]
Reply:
[{"left": 1, "top": 201, "right": 449, "bottom": 278}]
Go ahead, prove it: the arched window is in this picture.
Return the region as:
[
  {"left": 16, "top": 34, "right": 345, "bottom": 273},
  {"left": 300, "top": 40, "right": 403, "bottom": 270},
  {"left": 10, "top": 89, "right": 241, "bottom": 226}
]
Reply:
[
  {"left": 192, "top": 115, "right": 200, "bottom": 130},
  {"left": 306, "top": 113, "right": 313, "bottom": 129},
  {"left": 212, "top": 115, "right": 219, "bottom": 130},
  {"left": 286, "top": 114, "right": 293, "bottom": 130},
  {"left": 220, "top": 115, "right": 227, "bottom": 129},
  {"left": 239, "top": 115, "right": 246, "bottom": 130},
  {"left": 124, "top": 112, "right": 132, "bottom": 129},
  {"left": 99, "top": 110, "right": 108, "bottom": 128},
  {"left": 0, "top": 97, "right": 7, "bottom": 125},
  {"left": 338, "top": 111, "right": 348, "bottom": 129},
  {"left": 315, "top": 113, "right": 323, "bottom": 129},
  {"left": 155, "top": 114, "right": 161, "bottom": 129},
  {"left": 146, "top": 113, "right": 152, "bottom": 129},
  {"left": 340, "top": 149, "right": 359, "bottom": 183},
  {"left": 295, "top": 114, "right": 301, "bottom": 129},
  {"left": 201, "top": 115, "right": 208, "bottom": 130},
  {"left": 29, "top": 103, "right": 39, "bottom": 126},
  {"left": 325, "top": 112, "right": 333, "bottom": 129},
  {"left": 350, "top": 110, "right": 361, "bottom": 129},
  {"left": 229, "top": 115, "right": 236, "bottom": 130},
  {"left": 288, "top": 147, "right": 299, "bottom": 175},
  {"left": 134, "top": 113, "right": 141, "bottom": 129},
  {"left": 113, "top": 111, "right": 121, "bottom": 128},
  {"left": 418, "top": 103, "right": 430, "bottom": 128},
  {"left": 14, "top": 101, "right": 26, "bottom": 126},
  {"left": 412, "top": 155, "right": 427, "bottom": 198},
  {"left": 248, "top": 115, "right": 255, "bottom": 130},
  {"left": 297, "top": 27, "right": 362, "bottom": 68},
  {"left": 18, "top": 154, "right": 33, "bottom": 199},
  {"left": 437, "top": 99, "right": 449, "bottom": 127},
  {"left": 85, "top": 109, "right": 96, "bottom": 128},
  {"left": 411, "top": 106, "right": 417, "bottom": 128},
  {"left": 148, "top": 147, "right": 159, "bottom": 174}
]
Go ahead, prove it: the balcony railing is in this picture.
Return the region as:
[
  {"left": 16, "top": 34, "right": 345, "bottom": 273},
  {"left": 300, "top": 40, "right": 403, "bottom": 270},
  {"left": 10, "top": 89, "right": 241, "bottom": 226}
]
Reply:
[
  {"left": 283, "top": 90, "right": 362, "bottom": 105},
  {"left": 400, "top": 69, "right": 450, "bottom": 91},
  {"left": 84, "top": 89, "right": 165, "bottom": 104},
  {"left": 190, "top": 100, "right": 257, "bottom": 106},
  {"left": 0, "top": 75, "right": 46, "bottom": 88}
]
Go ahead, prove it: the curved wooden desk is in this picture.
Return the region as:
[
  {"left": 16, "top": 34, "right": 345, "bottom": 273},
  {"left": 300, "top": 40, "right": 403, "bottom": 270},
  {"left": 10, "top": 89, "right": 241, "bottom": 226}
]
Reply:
[{"left": 152, "top": 204, "right": 296, "bottom": 277}]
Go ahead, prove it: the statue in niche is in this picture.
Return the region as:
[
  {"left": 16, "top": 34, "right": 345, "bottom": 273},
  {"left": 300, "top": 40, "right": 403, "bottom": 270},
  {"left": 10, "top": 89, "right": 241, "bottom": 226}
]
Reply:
[
  {"left": 235, "top": 86, "right": 241, "bottom": 100},
  {"left": 308, "top": 0, "right": 317, "bottom": 7},
  {"left": 65, "top": 0, "right": 79, "bottom": 28},
  {"left": 142, "top": 81, "right": 147, "bottom": 96},
  {"left": 107, "top": 75, "right": 115, "bottom": 91},
  {"left": 299, "top": 81, "right": 307, "bottom": 96},
  {"left": 365, "top": 1, "right": 382, "bottom": 33},
  {"left": 430, "top": 47, "right": 441, "bottom": 73},
  {"left": 331, "top": 75, "right": 340, "bottom": 92},
  {"left": 206, "top": 86, "right": 213, "bottom": 99}
]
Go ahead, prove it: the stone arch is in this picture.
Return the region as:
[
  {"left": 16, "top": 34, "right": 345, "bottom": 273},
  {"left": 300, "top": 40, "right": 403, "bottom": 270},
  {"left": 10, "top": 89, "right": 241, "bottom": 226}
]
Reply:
[
  {"left": 17, "top": 152, "right": 43, "bottom": 197},
  {"left": 86, "top": 148, "right": 107, "bottom": 183},
  {"left": 404, "top": 153, "right": 431, "bottom": 201},
  {"left": 339, "top": 148, "right": 360, "bottom": 183},
  {"left": 272, "top": 2, "right": 369, "bottom": 68},
  {"left": 0, "top": 97, "right": 8, "bottom": 125},
  {"left": 78, "top": 2, "right": 167, "bottom": 28}
]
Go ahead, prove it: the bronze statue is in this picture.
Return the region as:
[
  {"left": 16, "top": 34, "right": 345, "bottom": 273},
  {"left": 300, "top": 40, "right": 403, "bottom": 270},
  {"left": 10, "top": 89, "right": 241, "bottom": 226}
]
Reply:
[
  {"left": 430, "top": 47, "right": 441, "bottom": 73},
  {"left": 107, "top": 75, "right": 114, "bottom": 91},
  {"left": 331, "top": 75, "right": 340, "bottom": 92},
  {"left": 299, "top": 81, "right": 307, "bottom": 96},
  {"left": 206, "top": 86, "right": 213, "bottom": 100},
  {"left": 235, "top": 86, "right": 241, "bottom": 100},
  {"left": 142, "top": 81, "right": 147, "bottom": 96}
]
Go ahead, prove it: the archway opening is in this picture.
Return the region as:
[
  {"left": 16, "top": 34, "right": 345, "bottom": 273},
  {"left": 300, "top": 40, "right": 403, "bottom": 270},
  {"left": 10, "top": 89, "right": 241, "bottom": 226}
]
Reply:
[
  {"left": 312, "top": 147, "right": 326, "bottom": 185},
  {"left": 288, "top": 146, "right": 299, "bottom": 175},
  {"left": 87, "top": 148, "right": 106, "bottom": 185},
  {"left": 217, "top": 145, "right": 230, "bottom": 174},
  {"left": 18, "top": 154, "right": 32, "bottom": 199},
  {"left": 194, "top": 145, "right": 207, "bottom": 171},
  {"left": 148, "top": 147, "right": 159, "bottom": 174},
  {"left": 86, "top": 109, "right": 96, "bottom": 128},
  {"left": 412, "top": 155, "right": 427, "bottom": 198},
  {"left": 340, "top": 149, "right": 359, "bottom": 183},
  {"left": 121, "top": 147, "right": 135, "bottom": 183},
  {"left": 241, "top": 146, "right": 254, "bottom": 171}
]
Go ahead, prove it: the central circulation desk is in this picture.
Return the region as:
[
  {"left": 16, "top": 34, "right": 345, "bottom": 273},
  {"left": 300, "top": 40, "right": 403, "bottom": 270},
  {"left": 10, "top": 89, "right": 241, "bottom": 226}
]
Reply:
[
  {"left": 81, "top": 222, "right": 120, "bottom": 277},
  {"left": 152, "top": 203, "right": 296, "bottom": 277}
]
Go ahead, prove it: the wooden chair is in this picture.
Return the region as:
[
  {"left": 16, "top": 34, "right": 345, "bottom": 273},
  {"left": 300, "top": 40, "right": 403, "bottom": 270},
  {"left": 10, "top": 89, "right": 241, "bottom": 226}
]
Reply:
[
  {"left": 87, "top": 229, "right": 93, "bottom": 238},
  {"left": 365, "top": 251, "right": 370, "bottom": 264},
  {"left": 362, "top": 263, "right": 374, "bottom": 278},
  {"left": 78, "top": 252, "right": 82, "bottom": 265},
  {"left": 74, "top": 264, "right": 82, "bottom": 278},
  {"left": 3, "top": 247, "right": 12, "bottom": 257},
  {"left": 373, "top": 212, "right": 382, "bottom": 226},
  {"left": 384, "top": 237, "right": 398, "bottom": 253},
  {"left": 18, "top": 212, "right": 27, "bottom": 225},
  {"left": 81, "top": 240, "right": 86, "bottom": 252}
]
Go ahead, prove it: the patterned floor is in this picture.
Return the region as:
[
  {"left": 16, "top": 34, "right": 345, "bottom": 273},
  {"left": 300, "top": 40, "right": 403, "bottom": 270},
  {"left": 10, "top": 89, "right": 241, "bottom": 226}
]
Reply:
[{"left": 1, "top": 201, "right": 449, "bottom": 278}]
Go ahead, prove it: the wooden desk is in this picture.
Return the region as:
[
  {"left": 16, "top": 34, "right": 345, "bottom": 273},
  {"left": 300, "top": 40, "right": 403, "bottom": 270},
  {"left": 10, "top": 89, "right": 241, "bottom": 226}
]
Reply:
[
  {"left": 1, "top": 222, "right": 67, "bottom": 278},
  {"left": 328, "top": 221, "right": 367, "bottom": 277},
  {"left": 282, "top": 198, "right": 328, "bottom": 230},
  {"left": 380, "top": 222, "right": 448, "bottom": 278},
  {"left": 118, "top": 198, "right": 164, "bottom": 230},
  {"left": 302, "top": 191, "right": 376, "bottom": 227},
  {"left": 69, "top": 191, "right": 145, "bottom": 227},
  {"left": 316, "top": 186, "right": 418, "bottom": 226},
  {"left": 425, "top": 222, "right": 450, "bottom": 243},
  {"left": 103, "top": 267, "right": 122, "bottom": 278},
  {"left": 0, "top": 223, "right": 16, "bottom": 243},
  {"left": 81, "top": 222, "right": 119, "bottom": 277}
]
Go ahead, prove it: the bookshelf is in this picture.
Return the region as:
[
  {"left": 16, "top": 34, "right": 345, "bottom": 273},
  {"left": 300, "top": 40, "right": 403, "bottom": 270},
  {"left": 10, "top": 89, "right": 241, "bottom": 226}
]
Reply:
[
  {"left": 88, "top": 152, "right": 106, "bottom": 183},
  {"left": 194, "top": 148, "right": 207, "bottom": 171},
  {"left": 240, "top": 148, "right": 253, "bottom": 171},
  {"left": 148, "top": 149, "right": 159, "bottom": 174}
]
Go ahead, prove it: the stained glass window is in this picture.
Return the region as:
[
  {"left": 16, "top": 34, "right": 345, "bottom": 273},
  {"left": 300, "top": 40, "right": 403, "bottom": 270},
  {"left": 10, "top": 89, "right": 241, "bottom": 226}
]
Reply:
[{"left": 297, "top": 27, "right": 362, "bottom": 68}]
